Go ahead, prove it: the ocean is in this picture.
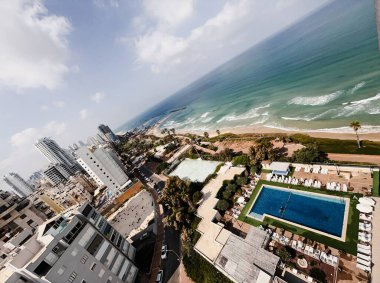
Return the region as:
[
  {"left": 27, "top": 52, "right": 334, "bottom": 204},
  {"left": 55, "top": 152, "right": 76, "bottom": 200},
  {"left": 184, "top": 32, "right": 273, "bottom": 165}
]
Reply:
[{"left": 118, "top": 0, "right": 380, "bottom": 134}]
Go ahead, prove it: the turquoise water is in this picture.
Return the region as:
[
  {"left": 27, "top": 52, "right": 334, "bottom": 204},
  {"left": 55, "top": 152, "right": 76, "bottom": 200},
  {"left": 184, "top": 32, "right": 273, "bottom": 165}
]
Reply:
[
  {"left": 250, "top": 186, "right": 346, "bottom": 237},
  {"left": 119, "top": 0, "right": 380, "bottom": 134}
]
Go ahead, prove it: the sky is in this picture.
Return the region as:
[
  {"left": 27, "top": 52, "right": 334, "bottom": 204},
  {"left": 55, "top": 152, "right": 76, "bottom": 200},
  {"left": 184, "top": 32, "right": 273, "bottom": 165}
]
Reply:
[{"left": 0, "top": 0, "right": 330, "bottom": 179}]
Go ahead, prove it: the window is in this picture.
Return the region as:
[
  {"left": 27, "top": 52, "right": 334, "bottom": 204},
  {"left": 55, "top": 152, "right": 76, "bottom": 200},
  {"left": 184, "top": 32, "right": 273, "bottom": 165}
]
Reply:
[
  {"left": 26, "top": 219, "right": 34, "bottom": 225},
  {"left": 20, "top": 214, "right": 27, "bottom": 219},
  {"left": 90, "top": 263, "right": 96, "bottom": 271},
  {"left": 63, "top": 221, "right": 84, "bottom": 244},
  {"left": 80, "top": 255, "right": 89, "bottom": 264},
  {"left": 2, "top": 213, "right": 12, "bottom": 221},
  {"left": 87, "top": 234, "right": 103, "bottom": 255},
  {"left": 34, "top": 260, "right": 52, "bottom": 276},
  {"left": 68, "top": 271, "right": 77, "bottom": 283}
]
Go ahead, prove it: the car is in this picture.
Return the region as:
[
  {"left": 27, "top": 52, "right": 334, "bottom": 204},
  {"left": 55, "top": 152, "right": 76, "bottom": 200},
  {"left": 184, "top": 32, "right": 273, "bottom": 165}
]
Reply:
[
  {"left": 161, "top": 245, "right": 167, "bottom": 259},
  {"left": 156, "top": 270, "right": 163, "bottom": 283}
]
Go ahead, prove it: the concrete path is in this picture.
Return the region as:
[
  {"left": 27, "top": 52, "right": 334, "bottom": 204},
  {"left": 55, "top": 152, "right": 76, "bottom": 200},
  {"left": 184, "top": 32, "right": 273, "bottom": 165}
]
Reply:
[{"left": 327, "top": 153, "right": 380, "bottom": 165}]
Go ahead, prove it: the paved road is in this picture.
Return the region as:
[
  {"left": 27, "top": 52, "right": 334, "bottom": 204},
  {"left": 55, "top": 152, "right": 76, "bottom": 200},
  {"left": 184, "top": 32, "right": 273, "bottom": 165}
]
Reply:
[{"left": 162, "top": 227, "right": 181, "bottom": 283}]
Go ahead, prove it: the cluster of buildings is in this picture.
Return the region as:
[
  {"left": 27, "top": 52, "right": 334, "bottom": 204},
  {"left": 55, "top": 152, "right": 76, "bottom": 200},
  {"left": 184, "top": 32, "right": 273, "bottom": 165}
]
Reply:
[{"left": 0, "top": 124, "right": 141, "bottom": 283}]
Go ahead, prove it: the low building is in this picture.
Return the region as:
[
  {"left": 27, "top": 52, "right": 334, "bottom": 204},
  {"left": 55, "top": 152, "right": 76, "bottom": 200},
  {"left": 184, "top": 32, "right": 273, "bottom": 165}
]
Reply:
[{"left": 0, "top": 203, "right": 138, "bottom": 283}]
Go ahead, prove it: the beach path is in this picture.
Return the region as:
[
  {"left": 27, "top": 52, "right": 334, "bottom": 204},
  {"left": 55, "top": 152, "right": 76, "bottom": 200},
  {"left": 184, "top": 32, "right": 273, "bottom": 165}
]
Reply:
[{"left": 327, "top": 153, "right": 380, "bottom": 165}]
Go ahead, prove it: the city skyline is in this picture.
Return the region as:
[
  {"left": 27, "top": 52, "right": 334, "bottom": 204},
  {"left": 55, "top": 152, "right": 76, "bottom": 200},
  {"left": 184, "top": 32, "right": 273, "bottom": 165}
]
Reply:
[{"left": 0, "top": 0, "right": 328, "bottom": 178}]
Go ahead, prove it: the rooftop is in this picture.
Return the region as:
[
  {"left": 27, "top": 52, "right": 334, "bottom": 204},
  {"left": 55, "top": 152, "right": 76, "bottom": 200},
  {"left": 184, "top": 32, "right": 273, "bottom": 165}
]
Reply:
[{"left": 170, "top": 158, "right": 221, "bottom": 183}]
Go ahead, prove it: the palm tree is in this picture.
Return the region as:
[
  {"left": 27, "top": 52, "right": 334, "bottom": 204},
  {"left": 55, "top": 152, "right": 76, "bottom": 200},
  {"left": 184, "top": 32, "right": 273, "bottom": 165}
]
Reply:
[
  {"left": 170, "top": 128, "right": 176, "bottom": 135},
  {"left": 204, "top": 132, "right": 209, "bottom": 139},
  {"left": 216, "top": 129, "right": 220, "bottom": 136},
  {"left": 350, "top": 121, "right": 361, "bottom": 148}
]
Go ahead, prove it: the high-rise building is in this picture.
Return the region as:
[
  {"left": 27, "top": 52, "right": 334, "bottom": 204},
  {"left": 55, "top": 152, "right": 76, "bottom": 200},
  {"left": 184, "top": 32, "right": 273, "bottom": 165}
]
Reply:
[
  {"left": 76, "top": 146, "right": 129, "bottom": 194},
  {"left": 2, "top": 173, "right": 34, "bottom": 197},
  {"left": 1, "top": 202, "right": 138, "bottom": 283},
  {"left": 98, "top": 124, "right": 120, "bottom": 144},
  {"left": 35, "top": 137, "right": 80, "bottom": 174},
  {"left": 43, "top": 163, "right": 72, "bottom": 185}
]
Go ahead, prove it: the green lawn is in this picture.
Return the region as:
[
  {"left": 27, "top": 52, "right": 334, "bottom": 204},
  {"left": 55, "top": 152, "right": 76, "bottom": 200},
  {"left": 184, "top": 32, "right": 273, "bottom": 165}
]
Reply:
[
  {"left": 239, "top": 180, "right": 361, "bottom": 255},
  {"left": 290, "top": 134, "right": 380, "bottom": 155},
  {"left": 373, "top": 171, "right": 379, "bottom": 197}
]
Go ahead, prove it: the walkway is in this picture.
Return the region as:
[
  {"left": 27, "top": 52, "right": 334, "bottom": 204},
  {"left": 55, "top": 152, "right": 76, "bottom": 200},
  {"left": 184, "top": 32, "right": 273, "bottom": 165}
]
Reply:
[
  {"left": 372, "top": 198, "right": 380, "bottom": 282},
  {"left": 327, "top": 153, "right": 380, "bottom": 165},
  {"left": 147, "top": 187, "right": 165, "bottom": 283}
]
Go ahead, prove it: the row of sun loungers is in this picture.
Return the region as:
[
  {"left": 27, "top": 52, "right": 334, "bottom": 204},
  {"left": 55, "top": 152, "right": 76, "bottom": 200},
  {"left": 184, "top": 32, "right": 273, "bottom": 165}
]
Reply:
[
  {"left": 277, "top": 237, "right": 338, "bottom": 266},
  {"left": 326, "top": 182, "right": 348, "bottom": 192},
  {"left": 267, "top": 174, "right": 300, "bottom": 185},
  {"left": 300, "top": 165, "right": 329, "bottom": 174},
  {"left": 303, "top": 179, "right": 321, "bottom": 188}
]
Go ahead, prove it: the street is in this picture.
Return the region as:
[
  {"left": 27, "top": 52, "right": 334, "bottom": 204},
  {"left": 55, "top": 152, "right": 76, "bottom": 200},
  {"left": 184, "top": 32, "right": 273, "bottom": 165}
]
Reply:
[{"left": 162, "top": 227, "right": 181, "bottom": 283}]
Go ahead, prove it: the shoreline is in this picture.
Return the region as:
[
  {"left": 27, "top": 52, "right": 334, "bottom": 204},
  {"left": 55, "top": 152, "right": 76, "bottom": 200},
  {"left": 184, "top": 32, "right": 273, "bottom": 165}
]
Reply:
[{"left": 148, "top": 123, "right": 380, "bottom": 141}]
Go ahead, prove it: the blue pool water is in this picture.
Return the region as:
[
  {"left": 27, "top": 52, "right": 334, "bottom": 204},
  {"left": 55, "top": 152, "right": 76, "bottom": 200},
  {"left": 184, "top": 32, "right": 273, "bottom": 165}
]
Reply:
[{"left": 250, "top": 186, "right": 346, "bottom": 237}]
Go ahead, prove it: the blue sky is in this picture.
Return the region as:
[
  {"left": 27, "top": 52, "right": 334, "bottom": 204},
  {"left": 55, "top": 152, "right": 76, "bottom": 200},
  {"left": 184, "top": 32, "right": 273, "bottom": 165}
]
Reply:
[{"left": 0, "top": 0, "right": 328, "bottom": 178}]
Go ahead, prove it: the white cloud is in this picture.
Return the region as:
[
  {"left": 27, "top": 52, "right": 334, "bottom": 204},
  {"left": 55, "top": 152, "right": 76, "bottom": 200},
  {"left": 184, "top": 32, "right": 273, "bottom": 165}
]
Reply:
[
  {"left": 52, "top": 101, "right": 65, "bottom": 108},
  {"left": 142, "top": 0, "right": 195, "bottom": 28},
  {"left": 0, "top": 0, "right": 71, "bottom": 90},
  {"left": 40, "top": 105, "right": 49, "bottom": 111},
  {"left": 91, "top": 92, "right": 106, "bottom": 104},
  {"left": 93, "top": 0, "right": 119, "bottom": 8},
  {"left": 80, "top": 109, "right": 88, "bottom": 120},
  {"left": 10, "top": 121, "right": 67, "bottom": 147},
  {"left": 0, "top": 121, "right": 68, "bottom": 178},
  {"left": 131, "top": 0, "right": 328, "bottom": 76}
]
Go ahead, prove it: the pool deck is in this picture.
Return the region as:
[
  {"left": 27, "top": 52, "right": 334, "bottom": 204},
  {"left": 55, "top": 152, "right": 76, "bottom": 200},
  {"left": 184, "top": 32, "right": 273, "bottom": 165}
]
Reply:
[{"left": 246, "top": 184, "right": 350, "bottom": 241}]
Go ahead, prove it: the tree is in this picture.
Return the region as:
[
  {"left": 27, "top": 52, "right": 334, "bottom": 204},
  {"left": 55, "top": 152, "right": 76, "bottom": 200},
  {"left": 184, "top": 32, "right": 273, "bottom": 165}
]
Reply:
[
  {"left": 275, "top": 247, "right": 292, "bottom": 262},
  {"left": 291, "top": 144, "right": 328, "bottom": 163},
  {"left": 159, "top": 176, "right": 198, "bottom": 230},
  {"left": 216, "top": 129, "right": 220, "bottom": 136},
  {"left": 216, "top": 199, "right": 230, "bottom": 211},
  {"left": 219, "top": 148, "right": 234, "bottom": 161},
  {"left": 192, "top": 191, "right": 202, "bottom": 204},
  {"left": 350, "top": 121, "right": 361, "bottom": 148},
  {"left": 156, "top": 162, "right": 169, "bottom": 174},
  {"left": 204, "top": 132, "right": 209, "bottom": 139},
  {"left": 232, "top": 155, "right": 250, "bottom": 166},
  {"left": 170, "top": 128, "right": 176, "bottom": 135}
]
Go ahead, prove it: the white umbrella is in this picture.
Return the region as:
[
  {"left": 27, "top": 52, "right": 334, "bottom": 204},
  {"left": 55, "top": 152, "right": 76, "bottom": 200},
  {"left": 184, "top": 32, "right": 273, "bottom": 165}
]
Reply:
[
  {"left": 359, "top": 197, "right": 376, "bottom": 207},
  {"left": 356, "top": 204, "right": 373, "bottom": 214},
  {"left": 237, "top": 196, "right": 245, "bottom": 204}
]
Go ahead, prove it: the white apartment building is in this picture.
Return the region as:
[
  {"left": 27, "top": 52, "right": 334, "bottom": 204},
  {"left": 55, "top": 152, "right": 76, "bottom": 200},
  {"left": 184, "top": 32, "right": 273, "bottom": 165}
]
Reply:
[
  {"left": 0, "top": 203, "right": 138, "bottom": 283},
  {"left": 76, "top": 147, "right": 129, "bottom": 194}
]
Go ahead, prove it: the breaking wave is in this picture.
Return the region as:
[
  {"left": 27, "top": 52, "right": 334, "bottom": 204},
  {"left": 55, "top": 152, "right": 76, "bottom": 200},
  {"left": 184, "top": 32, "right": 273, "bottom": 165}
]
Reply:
[{"left": 288, "top": 91, "right": 343, "bottom": 106}]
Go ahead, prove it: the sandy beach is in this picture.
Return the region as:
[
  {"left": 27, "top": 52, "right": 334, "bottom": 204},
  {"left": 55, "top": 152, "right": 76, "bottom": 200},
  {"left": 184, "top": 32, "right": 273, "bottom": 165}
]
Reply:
[{"left": 148, "top": 121, "right": 380, "bottom": 142}]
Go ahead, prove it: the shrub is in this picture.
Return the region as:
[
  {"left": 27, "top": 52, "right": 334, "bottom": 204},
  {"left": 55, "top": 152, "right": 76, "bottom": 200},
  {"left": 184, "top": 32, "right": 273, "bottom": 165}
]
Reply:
[
  {"left": 236, "top": 176, "right": 248, "bottom": 186},
  {"left": 226, "top": 183, "right": 237, "bottom": 192},
  {"left": 232, "top": 155, "right": 250, "bottom": 166},
  {"left": 222, "top": 190, "right": 233, "bottom": 200},
  {"left": 275, "top": 247, "right": 292, "bottom": 262},
  {"left": 192, "top": 191, "right": 202, "bottom": 204},
  {"left": 156, "top": 162, "right": 169, "bottom": 174},
  {"left": 216, "top": 199, "right": 230, "bottom": 211}
]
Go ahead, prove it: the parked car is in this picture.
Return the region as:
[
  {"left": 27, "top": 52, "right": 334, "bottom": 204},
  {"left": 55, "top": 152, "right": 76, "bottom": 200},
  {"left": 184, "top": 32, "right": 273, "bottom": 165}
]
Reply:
[
  {"left": 139, "top": 232, "right": 149, "bottom": 240},
  {"left": 161, "top": 245, "right": 167, "bottom": 259},
  {"left": 156, "top": 270, "right": 163, "bottom": 283}
]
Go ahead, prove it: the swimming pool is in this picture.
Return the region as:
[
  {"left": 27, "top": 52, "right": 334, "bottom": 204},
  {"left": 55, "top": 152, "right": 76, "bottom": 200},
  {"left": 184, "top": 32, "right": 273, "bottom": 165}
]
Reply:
[{"left": 249, "top": 186, "right": 346, "bottom": 237}]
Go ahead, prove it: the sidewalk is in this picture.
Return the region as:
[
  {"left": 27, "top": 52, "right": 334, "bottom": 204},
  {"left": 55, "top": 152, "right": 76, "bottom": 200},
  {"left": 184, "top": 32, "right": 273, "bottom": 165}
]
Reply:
[{"left": 168, "top": 262, "right": 193, "bottom": 283}]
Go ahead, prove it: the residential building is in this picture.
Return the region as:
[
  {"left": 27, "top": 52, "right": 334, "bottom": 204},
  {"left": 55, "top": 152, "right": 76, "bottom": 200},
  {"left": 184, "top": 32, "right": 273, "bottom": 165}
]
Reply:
[
  {"left": 98, "top": 124, "right": 120, "bottom": 144},
  {"left": 1, "top": 202, "right": 138, "bottom": 283},
  {"left": 35, "top": 137, "right": 80, "bottom": 174},
  {"left": 0, "top": 191, "right": 47, "bottom": 256},
  {"left": 76, "top": 146, "right": 129, "bottom": 194},
  {"left": 3, "top": 173, "right": 34, "bottom": 197}
]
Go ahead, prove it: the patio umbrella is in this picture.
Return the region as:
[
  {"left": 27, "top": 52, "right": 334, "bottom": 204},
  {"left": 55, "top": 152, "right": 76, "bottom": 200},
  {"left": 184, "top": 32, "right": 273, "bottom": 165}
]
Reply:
[
  {"left": 356, "top": 203, "right": 373, "bottom": 214},
  {"left": 359, "top": 197, "right": 376, "bottom": 207},
  {"left": 237, "top": 196, "right": 245, "bottom": 204}
]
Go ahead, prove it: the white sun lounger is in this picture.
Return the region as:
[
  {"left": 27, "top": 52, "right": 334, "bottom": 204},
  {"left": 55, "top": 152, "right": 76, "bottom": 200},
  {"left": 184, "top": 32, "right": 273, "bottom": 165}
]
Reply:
[
  {"left": 357, "top": 263, "right": 371, "bottom": 272},
  {"left": 357, "top": 247, "right": 371, "bottom": 255},
  {"left": 357, "top": 243, "right": 371, "bottom": 250},
  {"left": 357, "top": 253, "right": 371, "bottom": 261},
  {"left": 359, "top": 214, "right": 373, "bottom": 222},
  {"left": 357, "top": 258, "right": 371, "bottom": 267}
]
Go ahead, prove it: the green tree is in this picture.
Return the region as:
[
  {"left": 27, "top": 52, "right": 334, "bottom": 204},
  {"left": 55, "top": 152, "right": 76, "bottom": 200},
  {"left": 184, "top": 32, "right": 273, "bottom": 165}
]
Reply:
[
  {"left": 216, "top": 129, "right": 220, "bottom": 136},
  {"left": 350, "top": 121, "right": 361, "bottom": 148},
  {"left": 156, "top": 162, "right": 169, "bottom": 174},
  {"left": 219, "top": 148, "right": 234, "bottom": 161},
  {"left": 192, "top": 191, "right": 202, "bottom": 204},
  {"left": 222, "top": 190, "right": 233, "bottom": 200},
  {"left": 216, "top": 199, "right": 230, "bottom": 211},
  {"left": 291, "top": 144, "right": 328, "bottom": 163},
  {"left": 275, "top": 247, "right": 292, "bottom": 262},
  {"left": 232, "top": 155, "right": 250, "bottom": 166},
  {"left": 204, "top": 131, "right": 209, "bottom": 139}
]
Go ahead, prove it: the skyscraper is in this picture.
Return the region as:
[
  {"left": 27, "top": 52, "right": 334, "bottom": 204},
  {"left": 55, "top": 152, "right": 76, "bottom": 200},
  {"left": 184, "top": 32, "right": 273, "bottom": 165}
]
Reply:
[
  {"left": 2, "top": 173, "right": 34, "bottom": 197},
  {"left": 98, "top": 124, "right": 120, "bottom": 144},
  {"left": 76, "top": 146, "right": 129, "bottom": 194},
  {"left": 35, "top": 137, "right": 80, "bottom": 174}
]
